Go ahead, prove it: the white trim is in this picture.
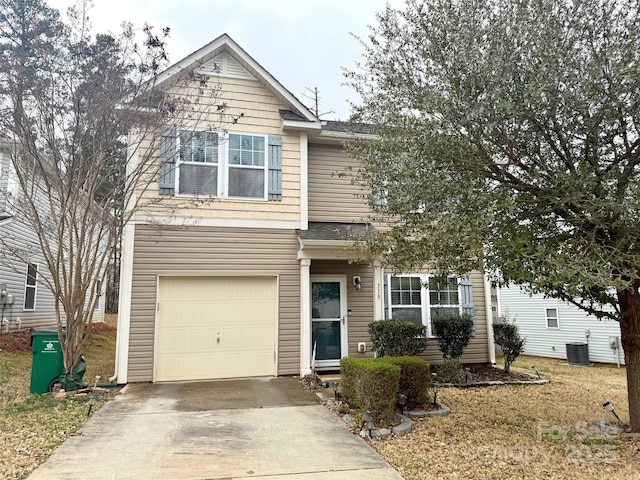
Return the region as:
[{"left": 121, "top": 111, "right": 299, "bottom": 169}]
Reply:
[
  {"left": 310, "top": 274, "right": 348, "bottom": 370},
  {"left": 545, "top": 307, "right": 560, "bottom": 329},
  {"left": 113, "top": 129, "right": 140, "bottom": 384},
  {"left": 22, "top": 263, "right": 38, "bottom": 311},
  {"left": 386, "top": 273, "right": 463, "bottom": 337},
  {"left": 282, "top": 119, "right": 323, "bottom": 132},
  {"left": 300, "top": 258, "right": 311, "bottom": 376},
  {"left": 133, "top": 215, "right": 301, "bottom": 230},
  {"left": 484, "top": 274, "right": 496, "bottom": 364},
  {"left": 300, "top": 132, "right": 309, "bottom": 231},
  {"left": 175, "top": 129, "right": 269, "bottom": 201},
  {"left": 114, "top": 222, "right": 135, "bottom": 384},
  {"left": 373, "top": 261, "right": 384, "bottom": 322}
]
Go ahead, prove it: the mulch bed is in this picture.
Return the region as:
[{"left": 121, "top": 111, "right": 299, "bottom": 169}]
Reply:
[
  {"left": 432, "top": 365, "right": 538, "bottom": 384},
  {"left": 0, "top": 323, "right": 116, "bottom": 354}
]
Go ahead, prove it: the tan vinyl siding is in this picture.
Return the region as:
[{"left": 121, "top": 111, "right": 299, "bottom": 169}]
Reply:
[
  {"left": 127, "top": 224, "right": 300, "bottom": 382},
  {"left": 310, "top": 260, "right": 375, "bottom": 359},
  {"left": 138, "top": 76, "right": 301, "bottom": 222},
  {"left": 308, "top": 143, "right": 371, "bottom": 223}
]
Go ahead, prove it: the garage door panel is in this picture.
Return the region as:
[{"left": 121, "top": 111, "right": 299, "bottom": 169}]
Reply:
[{"left": 155, "top": 276, "right": 277, "bottom": 382}]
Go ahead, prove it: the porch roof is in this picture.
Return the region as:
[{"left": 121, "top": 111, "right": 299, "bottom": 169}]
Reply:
[{"left": 297, "top": 222, "right": 376, "bottom": 242}]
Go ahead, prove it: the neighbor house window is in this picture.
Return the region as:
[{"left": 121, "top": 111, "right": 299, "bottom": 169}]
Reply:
[
  {"left": 545, "top": 308, "right": 559, "bottom": 328},
  {"left": 386, "top": 274, "right": 467, "bottom": 336},
  {"left": 23, "top": 263, "right": 38, "bottom": 311},
  {"left": 176, "top": 130, "right": 267, "bottom": 199},
  {"left": 95, "top": 280, "right": 101, "bottom": 310}
]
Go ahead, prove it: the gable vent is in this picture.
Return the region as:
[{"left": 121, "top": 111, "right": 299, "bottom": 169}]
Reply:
[{"left": 196, "top": 52, "right": 256, "bottom": 80}]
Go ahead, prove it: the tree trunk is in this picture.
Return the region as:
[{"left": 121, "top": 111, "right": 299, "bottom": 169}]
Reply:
[{"left": 617, "top": 284, "right": 640, "bottom": 432}]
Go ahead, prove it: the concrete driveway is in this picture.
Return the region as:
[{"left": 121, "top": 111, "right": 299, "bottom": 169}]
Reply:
[{"left": 28, "top": 377, "right": 404, "bottom": 479}]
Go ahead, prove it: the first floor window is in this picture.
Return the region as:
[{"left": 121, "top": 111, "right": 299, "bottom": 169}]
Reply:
[
  {"left": 386, "top": 274, "right": 469, "bottom": 336},
  {"left": 23, "top": 263, "right": 38, "bottom": 311},
  {"left": 546, "top": 308, "right": 559, "bottom": 328}
]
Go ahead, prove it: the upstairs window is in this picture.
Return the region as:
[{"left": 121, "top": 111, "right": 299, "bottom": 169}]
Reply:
[
  {"left": 178, "top": 130, "right": 219, "bottom": 196},
  {"left": 228, "top": 133, "right": 266, "bottom": 198},
  {"left": 163, "top": 129, "right": 275, "bottom": 200}
]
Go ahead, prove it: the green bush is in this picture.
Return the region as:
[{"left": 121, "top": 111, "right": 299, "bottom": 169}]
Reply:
[
  {"left": 432, "top": 313, "right": 474, "bottom": 359},
  {"left": 368, "top": 319, "right": 427, "bottom": 357},
  {"left": 380, "top": 356, "right": 431, "bottom": 408},
  {"left": 437, "top": 358, "right": 465, "bottom": 383},
  {"left": 340, "top": 357, "right": 401, "bottom": 426},
  {"left": 493, "top": 319, "right": 526, "bottom": 373}
]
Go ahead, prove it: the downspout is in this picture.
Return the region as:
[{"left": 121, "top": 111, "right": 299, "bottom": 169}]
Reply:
[{"left": 484, "top": 274, "right": 496, "bottom": 365}]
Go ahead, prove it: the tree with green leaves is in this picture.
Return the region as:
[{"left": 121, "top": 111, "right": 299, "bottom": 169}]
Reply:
[
  {"left": 0, "top": 0, "right": 238, "bottom": 385},
  {"left": 347, "top": 0, "right": 640, "bottom": 430}
]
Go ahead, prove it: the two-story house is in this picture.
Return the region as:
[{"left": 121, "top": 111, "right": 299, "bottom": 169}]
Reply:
[{"left": 114, "top": 34, "right": 495, "bottom": 384}]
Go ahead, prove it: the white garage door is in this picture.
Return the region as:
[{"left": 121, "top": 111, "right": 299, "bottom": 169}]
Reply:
[{"left": 155, "top": 276, "right": 277, "bottom": 382}]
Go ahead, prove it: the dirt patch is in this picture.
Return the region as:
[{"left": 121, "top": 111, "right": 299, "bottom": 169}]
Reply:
[{"left": 0, "top": 322, "right": 116, "bottom": 354}]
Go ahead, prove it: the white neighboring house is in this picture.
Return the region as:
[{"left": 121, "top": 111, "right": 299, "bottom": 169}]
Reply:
[
  {"left": 498, "top": 286, "right": 624, "bottom": 366},
  {"left": 0, "top": 136, "right": 106, "bottom": 333}
]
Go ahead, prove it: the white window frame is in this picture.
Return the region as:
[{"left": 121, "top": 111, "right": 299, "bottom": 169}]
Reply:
[
  {"left": 545, "top": 307, "right": 559, "bottom": 329},
  {"left": 23, "top": 263, "right": 38, "bottom": 311},
  {"left": 386, "top": 274, "right": 462, "bottom": 337},
  {"left": 175, "top": 129, "right": 268, "bottom": 201}
]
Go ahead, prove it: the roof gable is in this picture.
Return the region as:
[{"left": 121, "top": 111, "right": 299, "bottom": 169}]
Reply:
[{"left": 156, "top": 34, "right": 319, "bottom": 123}]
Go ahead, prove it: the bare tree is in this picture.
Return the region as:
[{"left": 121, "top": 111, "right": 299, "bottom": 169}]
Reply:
[{"left": 0, "top": 0, "right": 242, "bottom": 383}]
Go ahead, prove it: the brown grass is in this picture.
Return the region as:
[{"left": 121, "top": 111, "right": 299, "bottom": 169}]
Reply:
[
  {"left": 0, "top": 324, "right": 117, "bottom": 479},
  {"left": 370, "top": 355, "right": 640, "bottom": 480}
]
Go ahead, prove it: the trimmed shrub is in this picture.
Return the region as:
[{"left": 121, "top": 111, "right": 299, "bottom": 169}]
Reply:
[
  {"left": 437, "top": 358, "right": 465, "bottom": 383},
  {"left": 432, "top": 313, "right": 474, "bottom": 359},
  {"left": 368, "top": 319, "right": 427, "bottom": 357},
  {"left": 380, "top": 356, "right": 431, "bottom": 408},
  {"left": 340, "top": 357, "right": 401, "bottom": 426},
  {"left": 493, "top": 319, "right": 526, "bottom": 373}
]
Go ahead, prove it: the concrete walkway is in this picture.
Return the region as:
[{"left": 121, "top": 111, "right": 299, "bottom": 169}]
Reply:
[{"left": 28, "top": 377, "right": 404, "bottom": 480}]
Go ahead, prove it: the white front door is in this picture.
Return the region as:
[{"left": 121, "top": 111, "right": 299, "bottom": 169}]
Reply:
[{"left": 310, "top": 275, "right": 348, "bottom": 369}]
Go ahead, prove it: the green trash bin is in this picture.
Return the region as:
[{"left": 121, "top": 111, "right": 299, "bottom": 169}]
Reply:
[{"left": 30, "top": 329, "right": 65, "bottom": 394}]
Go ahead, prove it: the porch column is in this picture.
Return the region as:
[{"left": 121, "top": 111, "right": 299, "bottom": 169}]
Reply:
[
  {"left": 300, "top": 258, "right": 312, "bottom": 376},
  {"left": 373, "top": 260, "right": 384, "bottom": 321},
  {"left": 484, "top": 274, "right": 496, "bottom": 364}
]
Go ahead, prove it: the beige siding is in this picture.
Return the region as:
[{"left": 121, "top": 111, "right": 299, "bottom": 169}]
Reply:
[
  {"left": 128, "top": 224, "right": 300, "bottom": 382},
  {"left": 308, "top": 143, "right": 371, "bottom": 223},
  {"left": 137, "top": 76, "right": 301, "bottom": 222},
  {"left": 310, "top": 260, "right": 375, "bottom": 359}
]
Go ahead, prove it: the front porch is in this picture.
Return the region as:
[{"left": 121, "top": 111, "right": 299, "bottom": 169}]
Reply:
[{"left": 297, "top": 222, "right": 381, "bottom": 376}]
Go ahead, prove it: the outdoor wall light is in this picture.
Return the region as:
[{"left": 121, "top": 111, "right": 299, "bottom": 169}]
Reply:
[
  {"left": 602, "top": 401, "right": 622, "bottom": 423},
  {"left": 532, "top": 366, "right": 541, "bottom": 379},
  {"left": 353, "top": 276, "right": 362, "bottom": 290},
  {"left": 397, "top": 393, "right": 407, "bottom": 414}
]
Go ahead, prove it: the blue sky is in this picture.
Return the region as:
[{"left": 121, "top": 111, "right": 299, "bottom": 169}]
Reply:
[{"left": 47, "top": 0, "right": 404, "bottom": 120}]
